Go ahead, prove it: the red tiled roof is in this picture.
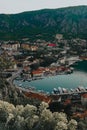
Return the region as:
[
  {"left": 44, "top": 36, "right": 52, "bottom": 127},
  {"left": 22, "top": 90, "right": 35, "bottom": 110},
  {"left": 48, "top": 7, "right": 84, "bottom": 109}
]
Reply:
[
  {"left": 32, "top": 71, "right": 43, "bottom": 74},
  {"left": 81, "top": 93, "right": 87, "bottom": 98},
  {"left": 48, "top": 43, "right": 56, "bottom": 47},
  {"left": 24, "top": 91, "right": 52, "bottom": 103},
  {"left": 64, "top": 99, "right": 71, "bottom": 105},
  {"left": 73, "top": 111, "right": 87, "bottom": 119}
]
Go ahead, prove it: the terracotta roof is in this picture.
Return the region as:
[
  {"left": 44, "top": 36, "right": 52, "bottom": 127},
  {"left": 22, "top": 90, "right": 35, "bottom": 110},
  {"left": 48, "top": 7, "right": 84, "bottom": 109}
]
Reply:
[
  {"left": 32, "top": 70, "right": 43, "bottom": 74},
  {"left": 48, "top": 43, "right": 56, "bottom": 47},
  {"left": 73, "top": 111, "right": 87, "bottom": 119},
  {"left": 64, "top": 99, "right": 71, "bottom": 105},
  {"left": 24, "top": 91, "right": 52, "bottom": 103},
  {"left": 81, "top": 93, "right": 87, "bottom": 98}
]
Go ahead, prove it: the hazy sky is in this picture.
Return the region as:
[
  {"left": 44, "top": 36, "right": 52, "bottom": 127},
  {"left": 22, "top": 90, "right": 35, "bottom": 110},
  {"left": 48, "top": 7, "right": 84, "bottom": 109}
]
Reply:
[{"left": 0, "top": 0, "right": 87, "bottom": 14}]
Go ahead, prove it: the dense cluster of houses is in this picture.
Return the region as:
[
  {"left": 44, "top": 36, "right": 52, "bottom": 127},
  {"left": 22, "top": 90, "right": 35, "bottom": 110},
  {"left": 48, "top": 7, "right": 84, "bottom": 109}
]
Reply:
[
  {"left": 0, "top": 37, "right": 87, "bottom": 80},
  {"left": 0, "top": 37, "right": 87, "bottom": 120}
]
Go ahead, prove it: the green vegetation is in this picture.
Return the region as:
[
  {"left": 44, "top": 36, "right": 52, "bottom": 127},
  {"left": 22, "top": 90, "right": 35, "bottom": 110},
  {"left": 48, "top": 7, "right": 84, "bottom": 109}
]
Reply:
[
  {"left": 0, "top": 101, "right": 77, "bottom": 130},
  {"left": 0, "top": 54, "right": 41, "bottom": 106},
  {"left": 0, "top": 6, "right": 87, "bottom": 41}
]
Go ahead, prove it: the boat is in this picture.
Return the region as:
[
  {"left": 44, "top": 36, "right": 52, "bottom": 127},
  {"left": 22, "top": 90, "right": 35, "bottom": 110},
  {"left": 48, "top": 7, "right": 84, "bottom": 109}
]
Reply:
[
  {"left": 19, "top": 83, "right": 22, "bottom": 87},
  {"left": 53, "top": 88, "right": 58, "bottom": 94},
  {"left": 58, "top": 87, "right": 62, "bottom": 94},
  {"left": 77, "top": 86, "right": 85, "bottom": 91},
  {"left": 70, "top": 89, "right": 74, "bottom": 92},
  {"left": 62, "top": 88, "right": 68, "bottom": 93},
  {"left": 65, "top": 69, "right": 73, "bottom": 74}
]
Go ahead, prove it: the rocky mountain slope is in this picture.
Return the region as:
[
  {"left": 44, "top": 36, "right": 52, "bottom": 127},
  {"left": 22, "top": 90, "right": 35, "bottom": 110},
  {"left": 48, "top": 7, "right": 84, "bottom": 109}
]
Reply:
[{"left": 0, "top": 6, "right": 87, "bottom": 41}]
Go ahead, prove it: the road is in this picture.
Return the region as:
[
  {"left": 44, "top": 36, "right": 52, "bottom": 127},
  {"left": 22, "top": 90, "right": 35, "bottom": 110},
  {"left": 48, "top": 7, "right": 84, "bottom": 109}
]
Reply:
[{"left": 6, "top": 68, "right": 22, "bottom": 86}]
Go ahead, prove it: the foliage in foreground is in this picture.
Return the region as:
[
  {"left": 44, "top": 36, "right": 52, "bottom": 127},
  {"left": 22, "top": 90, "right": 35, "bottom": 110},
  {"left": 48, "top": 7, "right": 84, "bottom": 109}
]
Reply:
[{"left": 0, "top": 100, "right": 77, "bottom": 130}]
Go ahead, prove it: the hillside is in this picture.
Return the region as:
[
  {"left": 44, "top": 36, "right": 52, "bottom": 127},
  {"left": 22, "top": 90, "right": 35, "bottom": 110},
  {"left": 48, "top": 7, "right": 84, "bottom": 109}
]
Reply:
[{"left": 0, "top": 6, "right": 87, "bottom": 41}]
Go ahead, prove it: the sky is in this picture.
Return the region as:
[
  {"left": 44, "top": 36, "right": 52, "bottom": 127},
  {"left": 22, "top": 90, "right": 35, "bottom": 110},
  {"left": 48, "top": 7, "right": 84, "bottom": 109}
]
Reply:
[{"left": 0, "top": 0, "right": 87, "bottom": 14}]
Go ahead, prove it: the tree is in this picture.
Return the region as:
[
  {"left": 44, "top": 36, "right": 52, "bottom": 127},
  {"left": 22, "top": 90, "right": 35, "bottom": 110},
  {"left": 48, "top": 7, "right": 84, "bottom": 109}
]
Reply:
[
  {"left": 0, "top": 100, "right": 78, "bottom": 130},
  {"left": 68, "top": 119, "right": 77, "bottom": 130}
]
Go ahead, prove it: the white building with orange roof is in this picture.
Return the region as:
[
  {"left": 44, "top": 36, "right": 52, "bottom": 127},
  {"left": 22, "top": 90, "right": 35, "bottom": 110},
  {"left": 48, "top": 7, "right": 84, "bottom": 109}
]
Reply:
[{"left": 32, "top": 68, "right": 45, "bottom": 77}]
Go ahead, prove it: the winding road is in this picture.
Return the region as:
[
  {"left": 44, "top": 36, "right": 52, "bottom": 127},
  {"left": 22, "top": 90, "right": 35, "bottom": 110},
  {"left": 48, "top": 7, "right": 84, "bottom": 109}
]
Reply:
[{"left": 6, "top": 68, "right": 22, "bottom": 86}]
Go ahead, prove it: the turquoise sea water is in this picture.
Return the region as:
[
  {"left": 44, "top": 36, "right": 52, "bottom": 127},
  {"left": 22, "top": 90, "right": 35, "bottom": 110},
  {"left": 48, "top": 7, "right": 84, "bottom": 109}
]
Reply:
[{"left": 14, "top": 61, "right": 87, "bottom": 93}]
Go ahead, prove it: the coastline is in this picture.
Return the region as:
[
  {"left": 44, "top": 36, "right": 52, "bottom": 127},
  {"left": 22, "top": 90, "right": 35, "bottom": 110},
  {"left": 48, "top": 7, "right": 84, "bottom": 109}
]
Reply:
[{"left": 79, "top": 56, "right": 87, "bottom": 60}]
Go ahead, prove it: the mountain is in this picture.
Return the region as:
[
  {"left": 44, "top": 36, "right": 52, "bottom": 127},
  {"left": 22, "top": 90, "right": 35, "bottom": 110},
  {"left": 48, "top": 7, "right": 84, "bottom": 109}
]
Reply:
[{"left": 0, "top": 6, "right": 87, "bottom": 41}]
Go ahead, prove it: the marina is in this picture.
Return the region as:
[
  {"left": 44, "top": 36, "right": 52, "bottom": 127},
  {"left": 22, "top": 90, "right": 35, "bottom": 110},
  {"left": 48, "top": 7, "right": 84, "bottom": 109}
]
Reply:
[{"left": 14, "top": 60, "right": 87, "bottom": 94}]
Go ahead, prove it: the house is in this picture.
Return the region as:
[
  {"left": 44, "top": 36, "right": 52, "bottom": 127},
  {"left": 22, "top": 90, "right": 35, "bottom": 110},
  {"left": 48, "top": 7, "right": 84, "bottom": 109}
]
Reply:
[
  {"left": 56, "top": 34, "right": 63, "bottom": 42},
  {"left": 32, "top": 67, "right": 45, "bottom": 77},
  {"left": 32, "top": 70, "right": 43, "bottom": 77},
  {"left": 21, "top": 43, "right": 30, "bottom": 50},
  {"left": 30, "top": 45, "right": 38, "bottom": 51},
  {"left": 48, "top": 43, "right": 56, "bottom": 47},
  {"left": 23, "top": 66, "right": 30, "bottom": 73},
  {"left": 81, "top": 93, "right": 87, "bottom": 107},
  {"left": 2, "top": 41, "right": 20, "bottom": 51},
  {"left": 24, "top": 91, "right": 52, "bottom": 103}
]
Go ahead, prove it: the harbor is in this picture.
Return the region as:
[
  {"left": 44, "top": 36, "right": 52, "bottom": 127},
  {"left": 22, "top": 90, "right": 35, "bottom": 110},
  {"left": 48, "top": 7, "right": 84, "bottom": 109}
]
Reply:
[{"left": 14, "top": 60, "right": 87, "bottom": 94}]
